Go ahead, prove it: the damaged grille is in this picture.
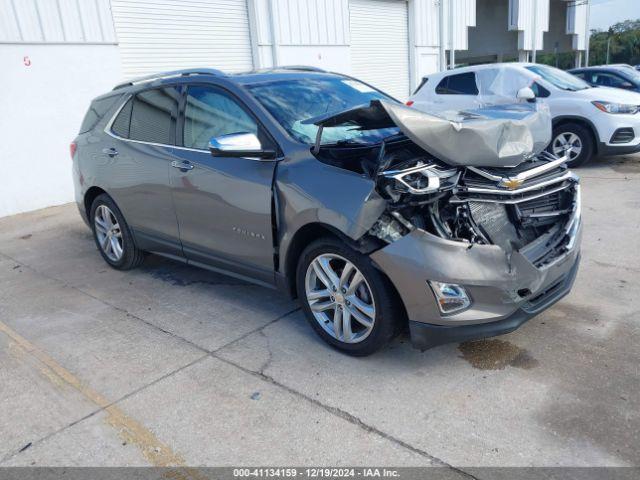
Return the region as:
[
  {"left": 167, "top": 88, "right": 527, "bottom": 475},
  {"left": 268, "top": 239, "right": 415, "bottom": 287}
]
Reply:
[
  {"left": 466, "top": 202, "right": 520, "bottom": 251},
  {"left": 452, "top": 155, "right": 579, "bottom": 266},
  {"left": 516, "top": 191, "right": 570, "bottom": 228},
  {"left": 369, "top": 142, "right": 580, "bottom": 269}
]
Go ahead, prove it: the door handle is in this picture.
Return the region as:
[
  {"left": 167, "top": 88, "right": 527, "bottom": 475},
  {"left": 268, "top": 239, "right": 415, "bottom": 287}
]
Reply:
[
  {"left": 102, "top": 147, "right": 119, "bottom": 157},
  {"left": 171, "top": 160, "right": 194, "bottom": 171}
]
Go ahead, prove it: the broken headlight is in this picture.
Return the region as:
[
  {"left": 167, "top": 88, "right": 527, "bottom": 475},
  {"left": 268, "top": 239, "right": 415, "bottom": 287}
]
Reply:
[
  {"left": 381, "top": 160, "right": 460, "bottom": 195},
  {"left": 370, "top": 160, "right": 463, "bottom": 244}
]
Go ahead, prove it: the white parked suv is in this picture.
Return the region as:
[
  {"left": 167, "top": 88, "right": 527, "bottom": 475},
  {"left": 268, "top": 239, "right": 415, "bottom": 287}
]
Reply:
[{"left": 408, "top": 63, "right": 640, "bottom": 166}]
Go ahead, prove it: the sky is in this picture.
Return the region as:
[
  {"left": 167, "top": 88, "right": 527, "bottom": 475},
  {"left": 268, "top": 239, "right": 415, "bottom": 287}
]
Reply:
[{"left": 589, "top": 0, "right": 640, "bottom": 31}]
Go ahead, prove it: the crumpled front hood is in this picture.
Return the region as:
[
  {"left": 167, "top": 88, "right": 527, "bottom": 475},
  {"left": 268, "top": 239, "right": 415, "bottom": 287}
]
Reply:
[
  {"left": 382, "top": 101, "right": 551, "bottom": 167},
  {"left": 309, "top": 99, "right": 552, "bottom": 168}
]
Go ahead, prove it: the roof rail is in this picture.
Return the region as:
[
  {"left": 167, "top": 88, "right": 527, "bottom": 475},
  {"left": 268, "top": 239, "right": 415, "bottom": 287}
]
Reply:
[
  {"left": 113, "top": 68, "right": 225, "bottom": 90},
  {"left": 278, "top": 65, "right": 327, "bottom": 73}
]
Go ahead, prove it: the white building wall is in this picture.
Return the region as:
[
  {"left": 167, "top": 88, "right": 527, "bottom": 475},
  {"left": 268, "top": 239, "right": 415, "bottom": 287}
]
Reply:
[
  {"left": 508, "top": 0, "right": 550, "bottom": 51},
  {"left": 110, "top": 0, "right": 255, "bottom": 78},
  {"left": 412, "top": 0, "right": 475, "bottom": 50},
  {"left": 350, "top": 0, "right": 410, "bottom": 99},
  {"left": 566, "top": 0, "right": 588, "bottom": 51},
  {"left": 411, "top": 0, "right": 476, "bottom": 86},
  {"left": 0, "top": 0, "right": 121, "bottom": 218},
  {"left": 0, "top": 0, "right": 117, "bottom": 42},
  {"left": 411, "top": 0, "right": 441, "bottom": 83},
  {"left": 272, "top": 0, "right": 350, "bottom": 45},
  {"left": 0, "top": 44, "right": 122, "bottom": 218},
  {"left": 250, "top": 0, "right": 478, "bottom": 87},
  {"left": 250, "top": 0, "right": 351, "bottom": 73}
]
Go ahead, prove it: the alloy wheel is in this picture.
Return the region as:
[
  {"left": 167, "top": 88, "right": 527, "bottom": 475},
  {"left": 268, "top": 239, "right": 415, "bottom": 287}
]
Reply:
[
  {"left": 304, "top": 254, "right": 376, "bottom": 343},
  {"left": 552, "top": 132, "right": 583, "bottom": 162},
  {"left": 94, "top": 205, "right": 124, "bottom": 262}
]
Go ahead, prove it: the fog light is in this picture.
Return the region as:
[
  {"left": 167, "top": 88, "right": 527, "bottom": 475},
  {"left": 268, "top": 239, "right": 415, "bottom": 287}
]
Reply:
[{"left": 428, "top": 281, "right": 472, "bottom": 314}]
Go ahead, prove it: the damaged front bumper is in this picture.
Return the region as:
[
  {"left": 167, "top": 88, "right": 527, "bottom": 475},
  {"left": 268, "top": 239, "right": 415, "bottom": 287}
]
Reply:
[
  {"left": 370, "top": 216, "right": 582, "bottom": 350},
  {"left": 408, "top": 255, "right": 580, "bottom": 350},
  {"left": 307, "top": 98, "right": 582, "bottom": 350}
]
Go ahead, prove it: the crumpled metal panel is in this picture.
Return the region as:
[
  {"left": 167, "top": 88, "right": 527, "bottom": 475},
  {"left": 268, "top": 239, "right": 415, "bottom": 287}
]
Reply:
[
  {"left": 275, "top": 156, "right": 388, "bottom": 277},
  {"left": 370, "top": 226, "right": 582, "bottom": 326},
  {"left": 380, "top": 100, "right": 552, "bottom": 168},
  {"left": 308, "top": 98, "right": 552, "bottom": 168}
]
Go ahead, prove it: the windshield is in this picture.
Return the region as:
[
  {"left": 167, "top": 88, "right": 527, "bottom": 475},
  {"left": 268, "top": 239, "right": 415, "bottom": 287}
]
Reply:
[
  {"left": 526, "top": 65, "right": 590, "bottom": 91},
  {"left": 247, "top": 77, "right": 398, "bottom": 145}
]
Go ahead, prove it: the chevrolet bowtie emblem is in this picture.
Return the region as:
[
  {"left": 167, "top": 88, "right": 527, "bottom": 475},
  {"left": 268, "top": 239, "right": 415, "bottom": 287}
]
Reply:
[{"left": 499, "top": 178, "right": 524, "bottom": 190}]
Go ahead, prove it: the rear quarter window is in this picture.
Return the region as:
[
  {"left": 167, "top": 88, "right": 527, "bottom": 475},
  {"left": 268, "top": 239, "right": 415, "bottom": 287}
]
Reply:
[
  {"left": 79, "top": 95, "right": 122, "bottom": 133},
  {"left": 435, "top": 72, "right": 478, "bottom": 95},
  {"left": 531, "top": 82, "right": 550, "bottom": 98},
  {"left": 111, "top": 97, "right": 133, "bottom": 138}
]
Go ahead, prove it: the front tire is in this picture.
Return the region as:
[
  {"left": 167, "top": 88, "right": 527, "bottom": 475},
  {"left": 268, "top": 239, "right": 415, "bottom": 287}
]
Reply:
[
  {"left": 296, "top": 237, "right": 401, "bottom": 356},
  {"left": 550, "top": 122, "right": 595, "bottom": 167},
  {"left": 90, "top": 194, "right": 144, "bottom": 270}
]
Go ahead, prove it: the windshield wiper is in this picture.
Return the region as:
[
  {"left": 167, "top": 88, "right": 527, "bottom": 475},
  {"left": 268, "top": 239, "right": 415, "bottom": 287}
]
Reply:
[
  {"left": 381, "top": 131, "right": 406, "bottom": 142},
  {"left": 313, "top": 138, "right": 366, "bottom": 151},
  {"left": 334, "top": 139, "right": 365, "bottom": 146}
]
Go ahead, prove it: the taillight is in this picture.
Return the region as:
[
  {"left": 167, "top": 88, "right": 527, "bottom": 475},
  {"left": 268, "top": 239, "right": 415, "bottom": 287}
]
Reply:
[
  {"left": 405, "top": 100, "right": 414, "bottom": 107},
  {"left": 70, "top": 142, "right": 77, "bottom": 159}
]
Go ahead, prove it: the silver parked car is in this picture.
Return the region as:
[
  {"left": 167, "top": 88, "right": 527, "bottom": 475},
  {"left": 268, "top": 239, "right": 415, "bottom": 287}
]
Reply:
[{"left": 71, "top": 67, "right": 581, "bottom": 356}]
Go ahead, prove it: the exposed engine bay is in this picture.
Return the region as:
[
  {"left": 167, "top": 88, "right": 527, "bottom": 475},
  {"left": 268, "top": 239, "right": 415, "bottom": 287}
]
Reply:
[
  {"left": 312, "top": 100, "right": 581, "bottom": 269},
  {"left": 369, "top": 138, "right": 579, "bottom": 267}
]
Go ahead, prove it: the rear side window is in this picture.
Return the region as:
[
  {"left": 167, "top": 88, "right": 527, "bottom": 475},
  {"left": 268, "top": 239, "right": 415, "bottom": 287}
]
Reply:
[
  {"left": 129, "top": 87, "right": 181, "bottom": 145},
  {"left": 111, "top": 98, "right": 133, "bottom": 138},
  {"left": 79, "top": 95, "right": 121, "bottom": 133},
  {"left": 435, "top": 72, "right": 479, "bottom": 95},
  {"left": 592, "top": 72, "right": 630, "bottom": 88}
]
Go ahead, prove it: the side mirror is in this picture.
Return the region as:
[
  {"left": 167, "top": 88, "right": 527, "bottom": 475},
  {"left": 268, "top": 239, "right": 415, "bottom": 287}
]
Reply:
[
  {"left": 209, "top": 132, "right": 276, "bottom": 159},
  {"left": 516, "top": 87, "right": 536, "bottom": 102}
]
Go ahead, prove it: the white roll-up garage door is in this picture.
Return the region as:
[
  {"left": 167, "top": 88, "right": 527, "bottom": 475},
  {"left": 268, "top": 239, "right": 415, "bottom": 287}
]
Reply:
[
  {"left": 110, "top": 0, "right": 254, "bottom": 78},
  {"left": 349, "top": 0, "right": 410, "bottom": 100}
]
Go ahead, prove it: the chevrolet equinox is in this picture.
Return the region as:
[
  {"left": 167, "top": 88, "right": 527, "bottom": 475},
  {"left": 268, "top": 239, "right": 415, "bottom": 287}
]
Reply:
[{"left": 72, "top": 67, "right": 582, "bottom": 356}]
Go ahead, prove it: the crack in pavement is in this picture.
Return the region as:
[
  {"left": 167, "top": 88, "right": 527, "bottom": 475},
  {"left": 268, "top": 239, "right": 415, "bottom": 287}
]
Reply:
[
  {"left": 0, "top": 320, "right": 211, "bottom": 470},
  {"left": 211, "top": 353, "right": 478, "bottom": 480},
  {"left": 0, "top": 251, "right": 477, "bottom": 478},
  {"left": 257, "top": 329, "right": 274, "bottom": 375},
  {"left": 0, "top": 353, "right": 210, "bottom": 466}
]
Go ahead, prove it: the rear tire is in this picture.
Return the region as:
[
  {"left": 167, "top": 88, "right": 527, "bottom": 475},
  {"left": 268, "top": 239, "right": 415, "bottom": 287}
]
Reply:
[
  {"left": 90, "top": 194, "right": 144, "bottom": 270},
  {"left": 549, "top": 122, "right": 595, "bottom": 167},
  {"left": 296, "top": 237, "right": 402, "bottom": 356}
]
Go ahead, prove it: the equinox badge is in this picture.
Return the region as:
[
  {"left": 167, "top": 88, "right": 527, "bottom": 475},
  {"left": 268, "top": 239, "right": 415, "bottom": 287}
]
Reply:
[{"left": 232, "top": 226, "right": 266, "bottom": 240}]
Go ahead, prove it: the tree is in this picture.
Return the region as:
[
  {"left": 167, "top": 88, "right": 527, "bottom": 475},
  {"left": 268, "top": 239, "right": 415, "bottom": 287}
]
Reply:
[
  {"left": 588, "top": 19, "right": 640, "bottom": 66},
  {"left": 538, "top": 18, "right": 640, "bottom": 69}
]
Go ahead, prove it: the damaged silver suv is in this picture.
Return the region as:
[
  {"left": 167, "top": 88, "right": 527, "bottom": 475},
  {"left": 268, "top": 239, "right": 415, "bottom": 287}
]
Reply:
[{"left": 72, "top": 67, "right": 581, "bottom": 356}]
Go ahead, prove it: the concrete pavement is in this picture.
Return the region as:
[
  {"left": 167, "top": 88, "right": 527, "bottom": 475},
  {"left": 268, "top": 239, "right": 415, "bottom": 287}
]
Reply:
[{"left": 0, "top": 154, "right": 638, "bottom": 470}]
